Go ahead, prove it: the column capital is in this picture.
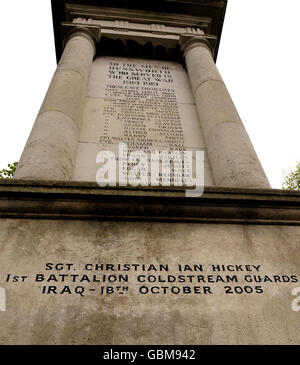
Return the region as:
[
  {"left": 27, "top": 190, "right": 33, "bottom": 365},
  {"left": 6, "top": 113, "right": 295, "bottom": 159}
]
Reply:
[
  {"left": 62, "top": 23, "right": 102, "bottom": 55},
  {"left": 179, "top": 34, "right": 214, "bottom": 57}
]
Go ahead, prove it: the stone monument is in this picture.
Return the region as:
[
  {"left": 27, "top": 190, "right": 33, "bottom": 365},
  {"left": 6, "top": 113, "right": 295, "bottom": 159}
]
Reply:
[{"left": 0, "top": 0, "right": 300, "bottom": 345}]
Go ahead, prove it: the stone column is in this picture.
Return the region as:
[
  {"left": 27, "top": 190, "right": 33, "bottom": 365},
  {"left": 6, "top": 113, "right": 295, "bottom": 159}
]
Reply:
[
  {"left": 180, "top": 35, "right": 270, "bottom": 188},
  {"left": 14, "top": 27, "right": 99, "bottom": 180}
]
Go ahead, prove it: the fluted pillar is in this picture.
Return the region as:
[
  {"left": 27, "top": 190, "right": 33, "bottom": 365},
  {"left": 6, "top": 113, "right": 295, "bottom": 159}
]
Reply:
[
  {"left": 15, "top": 27, "right": 99, "bottom": 180},
  {"left": 180, "top": 35, "right": 270, "bottom": 188}
]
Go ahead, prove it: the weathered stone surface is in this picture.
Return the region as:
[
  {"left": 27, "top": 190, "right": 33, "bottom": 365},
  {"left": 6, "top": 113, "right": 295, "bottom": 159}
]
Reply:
[
  {"left": 58, "top": 35, "right": 96, "bottom": 81},
  {"left": 193, "top": 81, "right": 241, "bottom": 137},
  {"left": 207, "top": 122, "right": 271, "bottom": 188},
  {"left": 12, "top": 112, "right": 79, "bottom": 180},
  {"left": 38, "top": 70, "right": 86, "bottom": 129},
  {"left": 15, "top": 32, "right": 95, "bottom": 181},
  {"left": 182, "top": 38, "right": 270, "bottom": 189},
  {"left": 0, "top": 218, "right": 299, "bottom": 345},
  {"left": 183, "top": 41, "right": 222, "bottom": 94}
]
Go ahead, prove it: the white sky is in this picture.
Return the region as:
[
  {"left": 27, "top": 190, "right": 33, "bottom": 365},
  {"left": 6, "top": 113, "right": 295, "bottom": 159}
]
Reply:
[{"left": 1, "top": 0, "right": 300, "bottom": 188}]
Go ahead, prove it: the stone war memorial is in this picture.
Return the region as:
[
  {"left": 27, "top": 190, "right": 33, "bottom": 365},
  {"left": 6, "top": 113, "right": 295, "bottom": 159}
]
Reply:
[{"left": 0, "top": 0, "right": 300, "bottom": 345}]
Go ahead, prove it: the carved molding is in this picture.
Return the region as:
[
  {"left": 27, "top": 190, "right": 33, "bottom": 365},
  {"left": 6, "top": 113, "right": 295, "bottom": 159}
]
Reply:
[
  {"left": 69, "top": 17, "right": 217, "bottom": 58},
  {"left": 61, "top": 22, "right": 101, "bottom": 50},
  {"left": 2, "top": 180, "right": 300, "bottom": 226},
  {"left": 66, "top": 4, "right": 213, "bottom": 32},
  {"left": 180, "top": 34, "right": 215, "bottom": 57},
  {"left": 72, "top": 16, "right": 207, "bottom": 37},
  {"left": 52, "top": 1, "right": 226, "bottom": 62}
]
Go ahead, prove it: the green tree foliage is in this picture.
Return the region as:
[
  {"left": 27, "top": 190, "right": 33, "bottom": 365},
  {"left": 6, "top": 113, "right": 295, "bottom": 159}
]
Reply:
[
  {"left": 282, "top": 162, "right": 300, "bottom": 190},
  {"left": 0, "top": 162, "right": 18, "bottom": 179}
]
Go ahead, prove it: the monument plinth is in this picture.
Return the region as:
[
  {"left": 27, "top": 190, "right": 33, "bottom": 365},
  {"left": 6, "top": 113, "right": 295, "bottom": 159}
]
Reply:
[{"left": 0, "top": 0, "right": 300, "bottom": 345}]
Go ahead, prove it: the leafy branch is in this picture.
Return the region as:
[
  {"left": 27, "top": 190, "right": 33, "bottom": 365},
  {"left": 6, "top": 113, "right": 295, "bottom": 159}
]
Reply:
[
  {"left": 0, "top": 162, "right": 18, "bottom": 179},
  {"left": 282, "top": 162, "right": 300, "bottom": 190}
]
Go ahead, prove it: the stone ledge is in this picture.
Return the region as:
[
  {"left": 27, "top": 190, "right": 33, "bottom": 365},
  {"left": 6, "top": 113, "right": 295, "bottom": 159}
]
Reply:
[{"left": 0, "top": 179, "right": 300, "bottom": 224}]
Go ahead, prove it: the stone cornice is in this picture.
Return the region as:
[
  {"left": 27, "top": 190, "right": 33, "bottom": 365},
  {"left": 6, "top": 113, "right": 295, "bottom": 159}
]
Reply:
[
  {"left": 65, "top": 18, "right": 217, "bottom": 61},
  {"left": 68, "top": 6, "right": 213, "bottom": 31},
  {"left": 1, "top": 180, "right": 300, "bottom": 225},
  {"left": 51, "top": 1, "right": 227, "bottom": 62}
]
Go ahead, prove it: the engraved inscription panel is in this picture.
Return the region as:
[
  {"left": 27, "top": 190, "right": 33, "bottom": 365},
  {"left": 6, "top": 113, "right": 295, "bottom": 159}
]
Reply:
[{"left": 73, "top": 56, "right": 214, "bottom": 186}]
